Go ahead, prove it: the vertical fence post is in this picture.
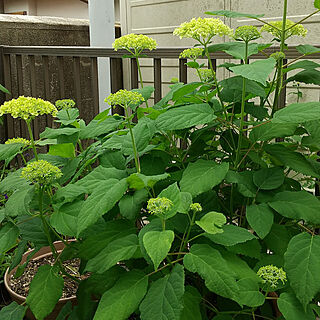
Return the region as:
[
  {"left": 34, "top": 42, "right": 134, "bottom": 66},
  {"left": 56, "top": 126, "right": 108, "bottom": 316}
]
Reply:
[
  {"left": 0, "top": 46, "right": 6, "bottom": 141},
  {"left": 110, "top": 57, "right": 124, "bottom": 116}
]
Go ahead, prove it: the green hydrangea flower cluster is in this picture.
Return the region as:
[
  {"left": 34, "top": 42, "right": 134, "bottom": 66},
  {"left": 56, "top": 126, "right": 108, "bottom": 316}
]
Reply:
[
  {"left": 173, "top": 18, "right": 233, "bottom": 43},
  {"left": 5, "top": 137, "right": 31, "bottom": 146},
  {"left": 234, "top": 25, "right": 261, "bottom": 42},
  {"left": 105, "top": 90, "right": 144, "bottom": 108},
  {"left": 261, "top": 19, "right": 307, "bottom": 40},
  {"left": 113, "top": 34, "right": 157, "bottom": 54},
  {"left": 257, "top": 265, "right": 287, "bottom": 288},
  {"left": 0, "top": 96, "right": 58, "bottom": 120},
  {"left": 55, "top": 99, "right": 76, "bottom": 110},
  {"left": 180, "top": 48, "right": 204, "bottom": 60},
  {"left": 270, "top": 52, "right": 286, "bottom": 60},
  {"left": 190, "top": 203, "right": 202, "bottom": 212},
  {"left": 21, "top": 160, "right": 62, "bottom": 185},
  {"left": 198, "top": 69, "right": 215, "bottom": 82},
  {"left": 147, "top": 197, "right": 173, "bottom": 215}
]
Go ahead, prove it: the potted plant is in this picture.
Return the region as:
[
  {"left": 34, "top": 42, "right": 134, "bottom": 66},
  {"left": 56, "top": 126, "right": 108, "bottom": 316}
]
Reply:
[{"left": 1, "top": 0, "right": 320, "bottom": 319}]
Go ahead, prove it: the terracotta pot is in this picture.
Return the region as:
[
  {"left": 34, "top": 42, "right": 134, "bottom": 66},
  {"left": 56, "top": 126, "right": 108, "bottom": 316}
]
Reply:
[{"left": 4, "top": 241, "right": 77, "bottom": 320}]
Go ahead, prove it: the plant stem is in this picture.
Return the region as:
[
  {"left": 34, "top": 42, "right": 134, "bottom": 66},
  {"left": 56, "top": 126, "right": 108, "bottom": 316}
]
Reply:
[
  {"left": 181, "top": 211, "right": 196, "bottom": 250},
  {"left": 124, "top": 106, "right": 141, "bottom": 173},
  {"left": 26, "top": 120, "right": 38, "bottom": 161},
  {"left": 136, "top": 56, "right": 149, "bottom": 108},
  {"left": 235, "top": 41, "right": 249, "bottom": 169},
  {"left": 147, "top": 257, "right": 183, "bottom": 277}
]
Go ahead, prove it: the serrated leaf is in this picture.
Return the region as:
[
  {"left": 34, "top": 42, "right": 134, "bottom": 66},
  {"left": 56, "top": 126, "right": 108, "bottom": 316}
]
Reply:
[
  {"left": 77, "top": 178, "right": 128, "bottom": 235},
  {"left": 0, "top": 301, "right": 26, "bottom": 320},
  {"left": 94, "top": 270, "right": 148, "bottom": 320},
  {"left": 0, "top": 169, "right": 28, "bottom": 192},
  {"left": 180, "top": 286, "right": 202, "bottom": 320},
  {"left": 157, "top": 182, "right": 181, "bottom": 219},
  {"left": 206, "top": 224, "right": 256, "bottom": 246},
  {"left": 246, "top": 204, "right": 274, "bottom": 239},
  {"left": 119, "top": 189, "right": 148, "bottom": 219},
  {"left": 49, "top": 143, "right": 75, "bottom": 158},
  {"left": 250, "top": 122, "right": 297, "bottom": 142},
  {"left": 26, "top": 265, "right": 64, "bottom": 320},
  {"left": 227, "top": 239, "right": 261, "bottom": 259},
  {"left": 40, "top": 127, "right": 79, "bottom": 139},
  {"left": 296, "top": 43, "right": 320, "bottom": 55},
  {"left": 253, "top": 167, "right": 284, "bottom": 190},
  {"left": 180, "top": 160, "right": 229, "bottom": 197},
  {"left": 156, "top": 103, "right": 216, "bottom": 131},
  {"left": 196, "top": 211, "right": 226, "bottom": 234},
  {"left": 126, "top": 172, "right": 169, "bottom": 190},
  {"left": 80, "top": 118, "right": 121, "bottom": 139},
  {"left": 206, "top": 10, "right": 264, "bottom": 18},
  {"left": 264, "top": 144, "right": 320, "bottom": 178},
  {"left": 230, "top": 58, "right": 276, "bottom": 85},
  {"left": 143, "top": 230, "right": 174, "bottom": 270},
  {"left": 140, "top": 264, "right": 185, "bottom": 320},
  {"left": 85, "top": 234, "right": 139, "bottom": 273},
  {"left": 269, "top": 191, "right": 320, "bottom": 224},
  {"left": 184, "top": 244, "right": 239, "bottom": 301},
  {"left": 236, "top": 278, "right": 265, "bottom": 307},
  {"left": 0, "top": 223, "right": 19, "bottom": 254},
  {"left": 277, "top": 292, "right": 315, "bottom": 320},
  {"left": 264, "top": 224, "right": 291, "bottom": 255},
  {"left": 284, "top": 233, "right": 320, "bottom": 307},
  {"left": 273, "top": 102, "right": 320, "bottom": 124},
  {"left": 5, "top": 185, "right": 34, "bottom": 216},
  {"left": 0, "top": 143, "right": 23, "bottom": 164}
]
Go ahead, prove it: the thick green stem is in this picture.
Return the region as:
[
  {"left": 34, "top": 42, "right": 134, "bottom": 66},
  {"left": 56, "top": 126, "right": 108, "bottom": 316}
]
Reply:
[
  {"left": 272, "top": 0, "right": 288, "bottom": 113},
  {"left": 136, "top": 56, "right": 149, "bottom": 108},
  {"left": 235, "top": 42, "right": 249, "bottom": 169},
  {"left": 26, "top": 120, "right": 38, "bottom": 161},
  {"left": 181, "top": 211, "right": 196, "bottom": 250},
  {"left": 125, "top": 106, "right": 141, "bottom": 173}
]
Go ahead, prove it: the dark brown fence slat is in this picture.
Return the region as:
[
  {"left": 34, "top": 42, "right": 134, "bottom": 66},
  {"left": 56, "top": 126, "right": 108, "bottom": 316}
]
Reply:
[
  {"left": 154, "top": 58, "right": 162, "bottom": 103},
  {"left": 42, "top": 55, "right": 53, "bottom": 130},
  {"left": 14, "top": 55, "right": 24, "bottom": 139},
  {"left": 0, "top": 47, "right": 5, "bottom": 141},
  {"left": 131, "top": 58, "right": 138, "bottom": 89},
  {"left": 110, "top": 57, "right": 124, "bottom": 115},
  {"left": 210, "top": 59, "right": 217, "bottom": 72},
  {"left": 73, "top": 56, "right": 81, "bottom": 108},
  {"left": 57, "top": 56, "right": 65, "bottom": 98},
  {"left": 3, "top": 54, "right": 13, "bottom": 139},
  {"left": 90, "top": 57, "right": 99, "bottom": 115},
  {"left": 29, "top": 55, "right": 39, "bottom": 139},
  {"left": 179, "top": 58, "right": 187, "bottom": 84}
]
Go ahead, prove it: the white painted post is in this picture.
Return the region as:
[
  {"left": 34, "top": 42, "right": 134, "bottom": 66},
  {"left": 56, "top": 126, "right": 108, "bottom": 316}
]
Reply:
[{"left": 88, "top": 0, "right": 115, "bottom": 112}]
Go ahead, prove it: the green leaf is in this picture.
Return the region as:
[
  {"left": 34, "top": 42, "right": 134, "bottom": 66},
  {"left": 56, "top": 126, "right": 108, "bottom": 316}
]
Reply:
[
  {"left": 132, "top": 86, "right": 155, "bottom": 108},
  {"left": 0, "top": 301, "right": 26, "bottom": 320},
  {"left": 296, "top": 44, "right": 320, "bottom": 55},
  {"left": 180, "top": 286, "right": 202, "bottom": 320},
  {"left": 284, "top": 233, "right": 320, "bottom": 307},
  {"left": 226, "top": 170, "right": 257, "bottom": 197},
  {"left": 269, "top": 191, "right": 320, "bottom": 224},
  {"left": 56, "top": 108, "right": 79, "bottom": 125},
  {"left": 49, "top": 143, "right": 75, "bottom": 158},
  {"left": 156, "top": 103, "right": 216, "bottom": 131},
  {"left": 230, "top": 58, "right": 276, "bottom": 85},
  {"left": 206, "top": 224, "right": 256, "bottom": 246},
  {"left": 126, "top": 173, "right": 169, "bottom": 190},
  {"left": 273, "top": 102, "right": 320, "bottom": 124},
  {"left": 195, "top": 211, "right": 226, "bottom": 234},
  {"left": 77, "top": 179, "right": 128, "bottom": 235},
  {"left": 0, "top": 143, "right": 23, "bottom": 163},
  {"left": 184, "top": 244, "right": 239, "bottom": 301},
  {"left": 250, "top": 122, "right": 297, "bottom": 142},
  {"left": 5, "top": 186, "right": 34, "bottom": 217},
  {"left": 26, "top": 265, "right": 64, "bottom": 320},
  {"left": 85, "top": 234, "right": 139, "bottom": 273},
  {"left": 51, "top": 200, "right": 83, "bottom": 236},
  {"left": 140, "top": 264, "right": 185, "bottom": 320},
  {"left": 171, "top": 82, "right": 202, "bottom": 101},
  {"left": 40, "top": 127, "right": 80, "bottom": 139},
  {"left": 94, "top": 270, "right": 148, "bottom": 320},
  {"left": 227, "top": 239, "right": 261, "bottom": 259},
  {"left": 0, "top": 83, "right": 10, "bottom": 94},
  {"left": 264, "top": 144, "right": 320, "bottom": 178},
  {"left": 180, "top": 160, "right": 229, "bottom": 197},
  {"left": 0, "top": 223, "right": 19, "bottom": 254},
  {"left": 284, "top": 60, "right": 320, "bottom": 73},
  {"left": 119, "top": 189, "right": 148, "bottom": 220},
  {"left": 99, "top": 150, "right": 126, "bottom": 170},
  {"left": 0, "top": 169, "right": 29, "bottom": 192},
  {"left": 236, "top": 278, "right": 265, "bottom": 307},
  {"left": 56, "top": 301, "right": 73, "bottom": 320},
  {"left": 178, "top": 192, "right": 193, "bottom": 214},
  {"left": 80, "top": 118, "right": 121, "bottom": 139},
  {"left": 246, "top": 204, "right": 274, "bottom": 239},
  {"left": 264, "top": 224, "right": 291, "bottom": 255},
  {"left": 143, "top": 230, "right": 174, "bottom": 270},
  {"left": 277, "top": 292, "right": 315, "bottom": 320},
  {"left": 253, "top": 167, "right": 284, "bottom": 190},
  {"left": 158, "top": 182, "right": 181, "bottom": 219},
  {"left": 206, "top": 10, "right": 264, "bottom": 19}
]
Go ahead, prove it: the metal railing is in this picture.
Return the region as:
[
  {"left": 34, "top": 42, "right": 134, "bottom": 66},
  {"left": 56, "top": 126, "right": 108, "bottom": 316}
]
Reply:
[{"left": 0, "top": 45, "right": 319, "bottom": 141}]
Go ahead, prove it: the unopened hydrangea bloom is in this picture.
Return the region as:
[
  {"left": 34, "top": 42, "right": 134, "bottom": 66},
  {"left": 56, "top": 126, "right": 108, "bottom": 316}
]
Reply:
[
  {"left": 21, "top": 160, "right": 62, "bottom": 185},
  {"left": 234, "top": 25, "right": 261, "bottom": 42},
  {"left": 257, "top": 265, "right": 287, "bottom": 288},
  {"left": 113, "top": 34, "right": 157, "bottom": 55},
  {"left": 147, "top": 197, "right": 173, "bottom": 215},
  {"left": 55, "top": 99, "right": 75, "bottom": 110},
  {"left": 180, "top": 48, "right": 204, "bottom": 60},
  {"left": 261, "top": 19, "right": 307, "bottom": 40},
  {"left": 174, "top": 18, "right": 233, "bottom": 44},
  {"left": 5, "top": 137, "right": 31, "bottom": 146},
  {"left": 105, "top": 90, "right": 144, "bottom": 108},
  {"left": 190, "top": 203, "right": 202, "bottom": 212},
  {"left": 270, "top": 52, "right": 286, "bottom": 60},
  {"left": 198, "top": 69, "right": 215, "bottom": 82},
  {"left": 0, "top": 96, "right": 58, "bottom": 121}
]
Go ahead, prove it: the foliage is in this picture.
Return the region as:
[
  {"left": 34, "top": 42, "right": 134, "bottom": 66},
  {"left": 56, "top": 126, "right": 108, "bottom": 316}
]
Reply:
[{"left": 1, "top": 3, "right": 320, "bottom": 320}]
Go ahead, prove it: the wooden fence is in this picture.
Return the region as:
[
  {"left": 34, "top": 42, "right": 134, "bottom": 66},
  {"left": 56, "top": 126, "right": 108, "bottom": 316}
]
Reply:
[{"left": 0, "top": 45, "right": 319, "bottom": 142}]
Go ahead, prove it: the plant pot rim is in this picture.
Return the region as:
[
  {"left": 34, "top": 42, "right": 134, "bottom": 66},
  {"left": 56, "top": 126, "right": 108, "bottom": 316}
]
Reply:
[{"left": 4, "top": 240, "right": 77, "bottom": 303}]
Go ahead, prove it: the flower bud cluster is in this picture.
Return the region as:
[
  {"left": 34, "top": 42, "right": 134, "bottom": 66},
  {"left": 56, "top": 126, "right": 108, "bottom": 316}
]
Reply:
[
  {"left": 198, "top": 69, "right": 215, "bottom": 82},
  {"left": 113, "top": 34, "right": 157, "bottom": 53},
  {"left": 189, "top": 203, "right": 202, "bottom": 212},
  {"left": 105, "top": 90, "right": 145, "bottom": 108},
  {"left": 257, "top": 265, "right": 287, "bottom": 288},
  {"left": 180, "top": 48, "right": 204, "bottom": 60},
  {"left": 147, "top": 197, "right": 173, "bottom": 215},
  {"left": 234, "top": 25, "right": 261, "bottom": 42},
  {"left": 5, "top": 137, "right": 31, "bottom": 146},
  {"left": 55, "top": 99, "right": 76, "bottom": 110}
]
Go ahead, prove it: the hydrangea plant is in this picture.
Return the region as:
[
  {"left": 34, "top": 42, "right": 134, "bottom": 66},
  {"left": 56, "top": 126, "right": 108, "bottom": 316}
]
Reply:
[{"left": 1, "top": 1, "right": 320, "bottom": 320}]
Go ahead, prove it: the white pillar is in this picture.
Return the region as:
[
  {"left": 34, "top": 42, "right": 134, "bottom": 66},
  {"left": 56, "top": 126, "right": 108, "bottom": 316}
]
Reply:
[{"left": 88, "top": 0, "right": 115, "bottom": 112}]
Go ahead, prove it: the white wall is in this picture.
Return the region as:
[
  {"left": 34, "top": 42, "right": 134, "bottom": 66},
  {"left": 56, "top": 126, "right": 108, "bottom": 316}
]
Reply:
[{"left": 4, "top": 0, "right": 28, "bottom": 13}]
